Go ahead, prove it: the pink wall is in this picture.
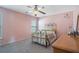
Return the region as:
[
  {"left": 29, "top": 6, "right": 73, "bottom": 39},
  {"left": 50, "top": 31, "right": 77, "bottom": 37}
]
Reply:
[
  {"left": 0, "top": 7, "right": 36, "bottom": 45},
  {"left": 0, "top": 7, "right": 74, "bottom": 44},
  {"left": 39, "top": 11, "right": 73, "bottom": 37}
]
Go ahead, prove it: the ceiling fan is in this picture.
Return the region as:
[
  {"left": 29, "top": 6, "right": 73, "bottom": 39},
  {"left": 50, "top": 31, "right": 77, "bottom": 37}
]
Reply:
[{"left": 26, "top": 5, "right": 46, "bottom": 16}]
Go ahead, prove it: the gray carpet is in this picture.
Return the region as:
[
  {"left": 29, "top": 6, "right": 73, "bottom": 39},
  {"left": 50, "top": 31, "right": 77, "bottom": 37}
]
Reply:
[{"left": 0, "top": 39, "right": 53, "bottom": 53}]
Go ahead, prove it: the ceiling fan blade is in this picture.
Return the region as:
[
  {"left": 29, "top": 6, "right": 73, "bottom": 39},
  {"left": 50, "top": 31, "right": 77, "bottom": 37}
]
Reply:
[
  {"left": 26, "top": 6, "right": 32, "bottom": 8},
  {"left": 38, "top": 10, "right": 46, "bottom": 14}
]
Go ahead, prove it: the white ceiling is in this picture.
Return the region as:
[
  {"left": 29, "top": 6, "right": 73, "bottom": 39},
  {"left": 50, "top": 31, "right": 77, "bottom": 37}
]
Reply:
[{"left": 0, "top": 5, "right": 79, "bottom": 17}]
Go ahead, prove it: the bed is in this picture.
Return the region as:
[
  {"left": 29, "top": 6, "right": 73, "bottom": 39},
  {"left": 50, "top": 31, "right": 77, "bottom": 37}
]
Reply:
[{"left": 32, "top": 23, "right": 57, "bottom": 47}]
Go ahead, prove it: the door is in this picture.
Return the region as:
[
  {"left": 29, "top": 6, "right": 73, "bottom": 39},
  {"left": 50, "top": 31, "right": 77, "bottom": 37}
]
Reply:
[{"left": 0, "top": 14, "right": 3, "bottom": 39}]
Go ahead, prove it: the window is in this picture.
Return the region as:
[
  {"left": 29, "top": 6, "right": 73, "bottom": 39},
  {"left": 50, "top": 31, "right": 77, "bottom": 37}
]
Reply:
[{"left": 32, "top": 20, "right": 37, "bottom": 32}]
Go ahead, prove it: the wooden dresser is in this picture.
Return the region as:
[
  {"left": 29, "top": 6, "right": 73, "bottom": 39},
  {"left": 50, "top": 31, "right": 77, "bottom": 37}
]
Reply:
[{"left": 52, "top": 34, "right": 79, "bottom": 53}]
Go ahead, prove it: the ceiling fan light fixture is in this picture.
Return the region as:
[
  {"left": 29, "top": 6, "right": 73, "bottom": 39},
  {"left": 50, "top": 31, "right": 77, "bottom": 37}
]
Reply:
[
  {"left": 26, "top": 5, "right": 46, "bottom": 16},
  {"left": 34, "top": 11, "right": 38, "bottom": 14},
  {"left": 34, "top": 11, "right": 38, "bottom": 16},
  {"left": 33, "top": 9, "right": 38, "bottom": 16}
]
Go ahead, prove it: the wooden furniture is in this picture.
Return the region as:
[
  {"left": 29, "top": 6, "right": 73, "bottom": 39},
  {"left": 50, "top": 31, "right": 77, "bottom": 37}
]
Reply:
[{"left": 52, "top": 34, "right": 79, "bottom": 53}]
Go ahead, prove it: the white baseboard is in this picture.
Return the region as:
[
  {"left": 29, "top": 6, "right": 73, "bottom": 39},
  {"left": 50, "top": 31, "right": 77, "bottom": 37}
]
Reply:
[
  {"left": 0, "top": 37, "right": 2, "bottom": 39},
  {"left": 0, "top": 37, "right": 30, "bottom": 46},
  {"left": 8, "top": 36, "right": 16, "bottom": 44}
]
